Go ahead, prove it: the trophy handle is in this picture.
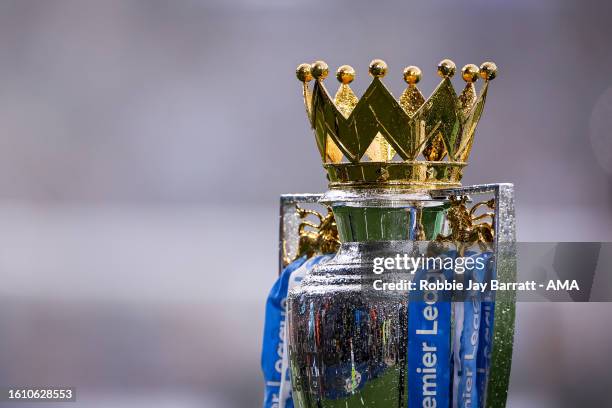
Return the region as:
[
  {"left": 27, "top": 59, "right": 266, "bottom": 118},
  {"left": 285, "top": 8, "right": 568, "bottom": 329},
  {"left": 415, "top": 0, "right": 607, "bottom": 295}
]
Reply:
[{"left": 432, "top": 183, "right": 516, "bottom": 408}]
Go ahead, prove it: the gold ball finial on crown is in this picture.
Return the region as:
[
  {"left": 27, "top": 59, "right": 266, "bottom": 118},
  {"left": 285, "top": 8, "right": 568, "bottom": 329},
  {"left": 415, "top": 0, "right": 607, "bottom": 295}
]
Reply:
[
  {"left": 369, "top": 59, "right": 388, "bottom": 78},
  {"left": 336, "top": 65, "right": 356, "bottom": 84},
  {"left": 461, "top": 64, "right": 479, "bottom": 83},
  {"left": 296, "top": 63, "right": 313, "bottom": 83},
  {"left": 479, "top": 62, "right": 498, "bottom": 81},
  {"left": 437, "top": 59, "right": 456, "bottom": 78},
  {"left": 403, "top": 66, "right": 422, "bottom": 85},
  {"left": 311, "top": 61, "right": 329, "bottom": 80}
]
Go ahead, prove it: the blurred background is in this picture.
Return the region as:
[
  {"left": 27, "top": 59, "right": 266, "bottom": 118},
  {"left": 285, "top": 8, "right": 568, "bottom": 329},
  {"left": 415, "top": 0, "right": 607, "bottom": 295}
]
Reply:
[{"left": 0, "top": 0, "right": 611, "bottom": 407}]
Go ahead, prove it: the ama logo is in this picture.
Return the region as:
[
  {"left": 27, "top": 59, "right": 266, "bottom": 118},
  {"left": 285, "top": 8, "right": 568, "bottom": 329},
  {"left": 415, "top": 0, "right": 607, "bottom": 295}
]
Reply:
[{"left": 546, "top": 280, "right": 580, "bottom": 291}]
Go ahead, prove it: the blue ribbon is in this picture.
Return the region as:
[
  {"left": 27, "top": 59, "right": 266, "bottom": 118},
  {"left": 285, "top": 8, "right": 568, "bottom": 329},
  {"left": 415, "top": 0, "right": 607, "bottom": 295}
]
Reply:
[
  {"left": 261, "top": 254, "right": 332, "bottom": 408},
  {"left": 408, "top": 265, "right": 452, "bottom": 408},
  {"left": 261, "top": 256, "right": 307, "bottom": 408},
  {"left": 453, "top": 251, "right": 493, "bottom": 408}
]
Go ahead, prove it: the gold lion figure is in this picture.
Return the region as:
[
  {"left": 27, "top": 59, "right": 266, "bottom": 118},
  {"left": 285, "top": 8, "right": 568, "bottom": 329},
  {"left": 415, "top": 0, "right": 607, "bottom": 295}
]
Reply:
[
  {"left": 283, "top": 205, "right": 340, "bottom": 265},
  {"left": 436, "top": 195, "right": 495, "bottom": 254}
]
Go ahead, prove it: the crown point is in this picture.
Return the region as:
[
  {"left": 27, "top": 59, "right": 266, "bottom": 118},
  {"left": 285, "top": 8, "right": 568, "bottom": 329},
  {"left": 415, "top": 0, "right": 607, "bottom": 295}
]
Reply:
[
  {"left": 368, "top": 59, "right": 388, "bottom": 78},
  {"left": 461, "top": 64, "right": 479, "bottom": 83},
  {"left": 296, "top": 63, "right": 313, "bottom": 83},
  {"left": 336, "top": 65, "right": 356, "bottom": 84},
  {"left": 437, "top": 59, "right": 456, "bottom": 78},
  {"left": 311, "top": 61, "right": 329, "bottom": 80},
  {"left": 479, "top": 61, "right": 498, "bottom": 81},
  {"left": 403, "top": 66, "right": 422, "bottom": 85}
]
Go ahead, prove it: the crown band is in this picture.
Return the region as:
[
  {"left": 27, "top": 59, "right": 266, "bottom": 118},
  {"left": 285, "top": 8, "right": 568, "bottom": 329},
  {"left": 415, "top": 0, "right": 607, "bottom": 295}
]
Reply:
[{"left": 325, "top": 161, "right": 465, "bottom": 190}]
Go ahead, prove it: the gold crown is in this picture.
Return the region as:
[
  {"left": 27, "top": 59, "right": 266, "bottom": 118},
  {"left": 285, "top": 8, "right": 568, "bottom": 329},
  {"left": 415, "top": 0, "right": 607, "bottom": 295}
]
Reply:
[{"left": 296, "top": 58, "right": 497, "bottom": 190}]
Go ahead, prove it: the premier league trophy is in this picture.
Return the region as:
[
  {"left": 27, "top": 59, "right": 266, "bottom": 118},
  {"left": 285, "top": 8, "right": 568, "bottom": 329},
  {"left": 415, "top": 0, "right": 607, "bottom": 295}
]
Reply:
[{"left": 262, "top": 58, "right": 516, "bottom": 408}]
